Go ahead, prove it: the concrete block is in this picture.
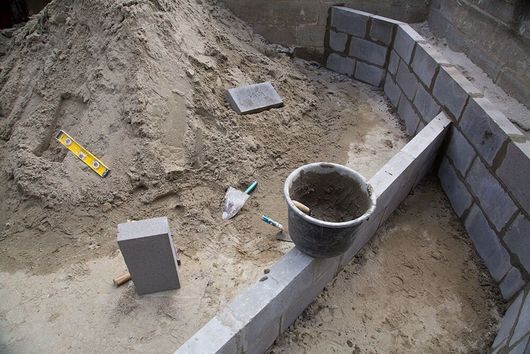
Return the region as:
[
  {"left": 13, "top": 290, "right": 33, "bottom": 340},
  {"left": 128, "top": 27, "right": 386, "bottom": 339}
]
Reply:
[
  {"left": 395, "top": 59, "right": 419, "bottom": 100},
  {"left": 445, "top": 127, "right": 476, "bottom": 176},
  {"left": 370, "top": 150, "right": 416, "bottom": 223},
  {"left": 504, "top": 214, "right": 530, "bottom": 274},
  {"left": 466, "top": 158, "right": 517, "bottom": 232},
  {"left": 411, "top": 42, "right": 449, "bottom": 88},
  {"left": 326, "top": 53, "right": 355, "bottom": 76},
  {"left": 117, "top": 217, "right": 180, "bottom": 295},
  {"left": 438, "top": 158, "right": 473, "bottom": 217},
  {"left": 369, "top": 16, "right": 394, "bottom": 45},
  {"left": 397, "top": 95, "right": 420, "bottom": 136},
  {"left": 492, "top": 290, "right": 524, "bottom": 348},
  {"left": 174, "top": 317, "right": 239, "bottom": 354},
  {"left": 497, "top": 68, "right": 530, "bottom": 110},
  {"left": 427, "top": 8, "right": 450, "bottom": 38},
  {"left": 354, "top": 61, "right": 385, "bottom": 87},
  {"left": 226, "top": 82, "right": 283, "bottom": 115},
  {"left": 403, "top": 113, "right": 451, "bottom": 186},
  {"left": 511, "top": 291, "right": 530, "bottom": 345},
  {"left": 500, "top": 267, "right": 524, "bottom": 300},
  {"left": 464, "top": 205, "right": 511, "bottom": 282},
  {"left": 348, "top": 37, "right": 388, "bottom": 67},
  {"left": 509, "top": 335, "right": 529, "bottom": 354},
  {"left": 388, "top": 50, "right": 399, "bottom": 76},
  {"left": 394, "top": 24, "right": 424, "bottom": 63},
  {"left": 223, "top": 277, "right": 283, "bottom": 353},
  {"left": 384, "top": 74, "right": 401, "bottom": 107},
  {"left": 329, "top": 30, "right": 348, "bottom": 52},
  {"left": 330, "top": 6, "right": 369, "bottom": 37},
  {"left": 497, "top": 141, "right": 530, "bottom": 214},
  {"left": 432, "top": 66, "right": 481, "bottom": 120},
  {"left": 468, "top": 45, "right": 501, "bottom": 81},
  {"left": 413, "top": 85, "right": 441, "bottom": 123},
  {"left": 275, "top": 251, "right": 339, "bottom": 332},
  {"left": 459, "top": 97, "right": 523, "bottom": 166}
]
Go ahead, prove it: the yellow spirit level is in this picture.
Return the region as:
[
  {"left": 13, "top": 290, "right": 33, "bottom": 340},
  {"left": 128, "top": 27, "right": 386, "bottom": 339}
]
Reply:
[{"left": 56, "top": 130, "right": 110, "bottom": 177}]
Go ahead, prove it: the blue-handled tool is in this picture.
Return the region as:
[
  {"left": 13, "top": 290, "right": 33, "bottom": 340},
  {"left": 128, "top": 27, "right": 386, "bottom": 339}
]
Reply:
[
  {"left": 261, "top": 215, "right": 284, "bottom": 230},
  {"left": 222, "top": 181, "right": 258, "bottom": 220}
]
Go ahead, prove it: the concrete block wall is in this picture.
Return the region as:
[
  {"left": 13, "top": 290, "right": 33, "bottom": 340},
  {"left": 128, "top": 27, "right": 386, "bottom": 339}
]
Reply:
[
  {"left": 220, "top": 0, "right": 429, "bottom": 61},
  {"left": 428, "top": 0, "right": 530, "bottom": 110},
  {"left": 175, "top": 114, "right": 451, "bottom": 354},
  {"left": 325, "top": 7, "right": 530, "bottom": 353}
]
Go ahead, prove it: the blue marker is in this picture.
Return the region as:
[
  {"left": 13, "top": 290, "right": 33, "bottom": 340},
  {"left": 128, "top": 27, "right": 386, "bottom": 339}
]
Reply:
[{"left": 261, "top": 215, "right": 284, "bottom": 231}]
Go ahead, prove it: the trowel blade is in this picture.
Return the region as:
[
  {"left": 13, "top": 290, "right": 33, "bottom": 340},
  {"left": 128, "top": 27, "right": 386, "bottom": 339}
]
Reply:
[
  {"left": 222, "top": 187, "right": 250, "bottom": 220},
  {"left": 276, "top": 231, "right": 293, "bottom": 242}
]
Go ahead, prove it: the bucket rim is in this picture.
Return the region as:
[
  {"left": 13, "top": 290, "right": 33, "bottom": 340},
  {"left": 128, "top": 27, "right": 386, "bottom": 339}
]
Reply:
[{"left": 284, "top": 162, "right": 377, "bottom": 229}]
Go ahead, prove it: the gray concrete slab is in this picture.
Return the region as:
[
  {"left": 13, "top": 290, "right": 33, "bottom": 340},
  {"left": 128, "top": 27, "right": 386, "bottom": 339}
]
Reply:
[
  {"left": 118, "top": 217, "right": 180, "bottom": 295},
  {"left": 226, "top": 82, "right": 283, "bottom": 115}
]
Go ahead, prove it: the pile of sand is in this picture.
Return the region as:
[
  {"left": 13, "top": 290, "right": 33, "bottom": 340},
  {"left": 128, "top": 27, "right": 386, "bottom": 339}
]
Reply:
[{"left": 0, "top": 0, "right": 405, "bottom": 275}]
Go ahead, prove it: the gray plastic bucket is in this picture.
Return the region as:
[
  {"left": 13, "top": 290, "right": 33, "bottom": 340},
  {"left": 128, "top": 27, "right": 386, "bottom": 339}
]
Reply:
[{"left": 284, "top": 162, "right": 377, "bottom": 258}]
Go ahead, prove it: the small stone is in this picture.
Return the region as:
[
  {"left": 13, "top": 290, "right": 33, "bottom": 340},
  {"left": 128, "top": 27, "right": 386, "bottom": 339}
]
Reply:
[{"left": 347, "top": 340, "right": 353, "bottom": 348}]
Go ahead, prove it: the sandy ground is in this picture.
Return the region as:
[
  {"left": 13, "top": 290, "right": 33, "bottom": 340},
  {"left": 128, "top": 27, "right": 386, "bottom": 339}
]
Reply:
[
  {"left": 272, "top": 177, "right": 503, "bottom": 354},
  {"left": 0, "top": 70, "right": 406, "bottom": 354},
  {"left": 412, "top": 22, "right": 530, "bottom": 135},
  {"left": 0, "top": 1, "right": 407, "bottom": 352}
]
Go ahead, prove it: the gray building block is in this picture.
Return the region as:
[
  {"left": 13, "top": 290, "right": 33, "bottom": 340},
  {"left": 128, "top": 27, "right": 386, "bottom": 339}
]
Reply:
[
  {"left": 329, "top": 30, "right": 348, "bottom": 52},
  {"left": 427, "top": 8, "right": 450, "bottom": 38},
  {"left": 411, "top": 42, "right": 450, "bottom": 88},
  {"left": 330, "top": 6, "right": 369, "bottom": 37},
  {"left": 396, "top": 59, "right": 419, "bottom": 100},
  {"left": 511, "top": 291, "right": 530, "bottom": 345},
  {"left": 497, "top": 141, "right": 530, "bottom": 214},
  {"left": 432, "top": 66, "right": 481, "bottom": 120},
  {"left": 492, "top": 290, "right": 524, "bottom": 348},
  {"left": 326, "top": 53, "right": 355, "bottom": 76},
  {"left": 504, "top": 214, "right": 530, "bottom": 274},
  {"left": 348, "top": 37, "right": 388, "bottom": 67},
  {"left": 413, "top": 85, "right": 441, "bottom": 123},
  {"left": 500, "top": 267, "right": 525, "bottom": 300},
  {"left": 445, "top": 127, "right": 476, "bottom": 176},
  {"left": 174, "top": 317, "right": 239, "bottom": 354},
  {"left": 459, "top": 97, "right": 523, "bottom": 166},
  {"left": 369, "top": 17, "right": 395, "bottom": 45},
  {"left": 464, "top": 205, "right": 511, "bottom": 282},
  {"left": 354, "top": 61, "right": 385, "bottom": 87},
  {"left": 226, "top": 82, "right": 283, "bottom": 115},
  {"left": 117, "top": 217, "right": 180, "bottom": 295},
  {"left": 438, "top": 157, "right": 473, "bottom": 217},
  {"left": 397, "top": 95, "right": 420, "bottom": 136},
  {"left": 384, "top": 74, "right": 401, "bottom": 107},
  {"left": 509, "top": 335, "right": 529, "bottom": 354},
  {"left": 388, "top": 50, "right": 399, "bottom": 76},
  {"left": 466, "top": 158, "right": 517, "bottom": 232},
  {"left": 223, "top": 276, "right": 283, "bottom": 353},
  {"left": 394, "top": 24, "right": 425, "bottom": 63},
  {"left": 403, "top": 113, "right": 450, "bottom": 187},
  {"left": 468, "top": 45, "right": 501, "bottom": 81}
]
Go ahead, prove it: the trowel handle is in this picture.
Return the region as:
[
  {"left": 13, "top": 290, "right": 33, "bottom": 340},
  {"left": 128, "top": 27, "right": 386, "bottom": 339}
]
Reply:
[{"left": 245, "top": 181, "right": 258, "bottom": 194}]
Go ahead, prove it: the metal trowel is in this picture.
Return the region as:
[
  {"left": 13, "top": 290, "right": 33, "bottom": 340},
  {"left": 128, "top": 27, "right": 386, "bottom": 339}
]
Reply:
[{"left": 222, "top": 181, "right": 257, "bottom": 220}]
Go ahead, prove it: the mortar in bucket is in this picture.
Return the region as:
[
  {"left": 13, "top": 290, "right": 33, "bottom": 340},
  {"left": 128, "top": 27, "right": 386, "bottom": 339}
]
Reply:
[{"left": 284, "top": 162, "right": 376, "bottom": 258}]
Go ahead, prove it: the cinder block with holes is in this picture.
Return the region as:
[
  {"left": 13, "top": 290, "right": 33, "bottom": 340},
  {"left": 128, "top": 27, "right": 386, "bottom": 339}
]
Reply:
[{"left": 118, "top": 217, "right": 180, "bottom": 295}]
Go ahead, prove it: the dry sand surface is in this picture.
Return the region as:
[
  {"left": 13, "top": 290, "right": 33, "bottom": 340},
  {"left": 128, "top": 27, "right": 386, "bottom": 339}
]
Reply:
[
  {"left": 272, "top": 177, "right": 503, "bottom": 354},
  {"left": 0, "top": 0, "right": 408, "bottom": 352}
]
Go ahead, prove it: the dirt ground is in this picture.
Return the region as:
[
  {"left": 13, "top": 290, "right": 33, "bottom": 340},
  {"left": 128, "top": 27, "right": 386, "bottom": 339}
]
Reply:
[
  {"left": 0, "top": 0, "right": 407, "bottom": 352},
  {"left": 272, "top": 177, "right": 503, "bottom": 354}
]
